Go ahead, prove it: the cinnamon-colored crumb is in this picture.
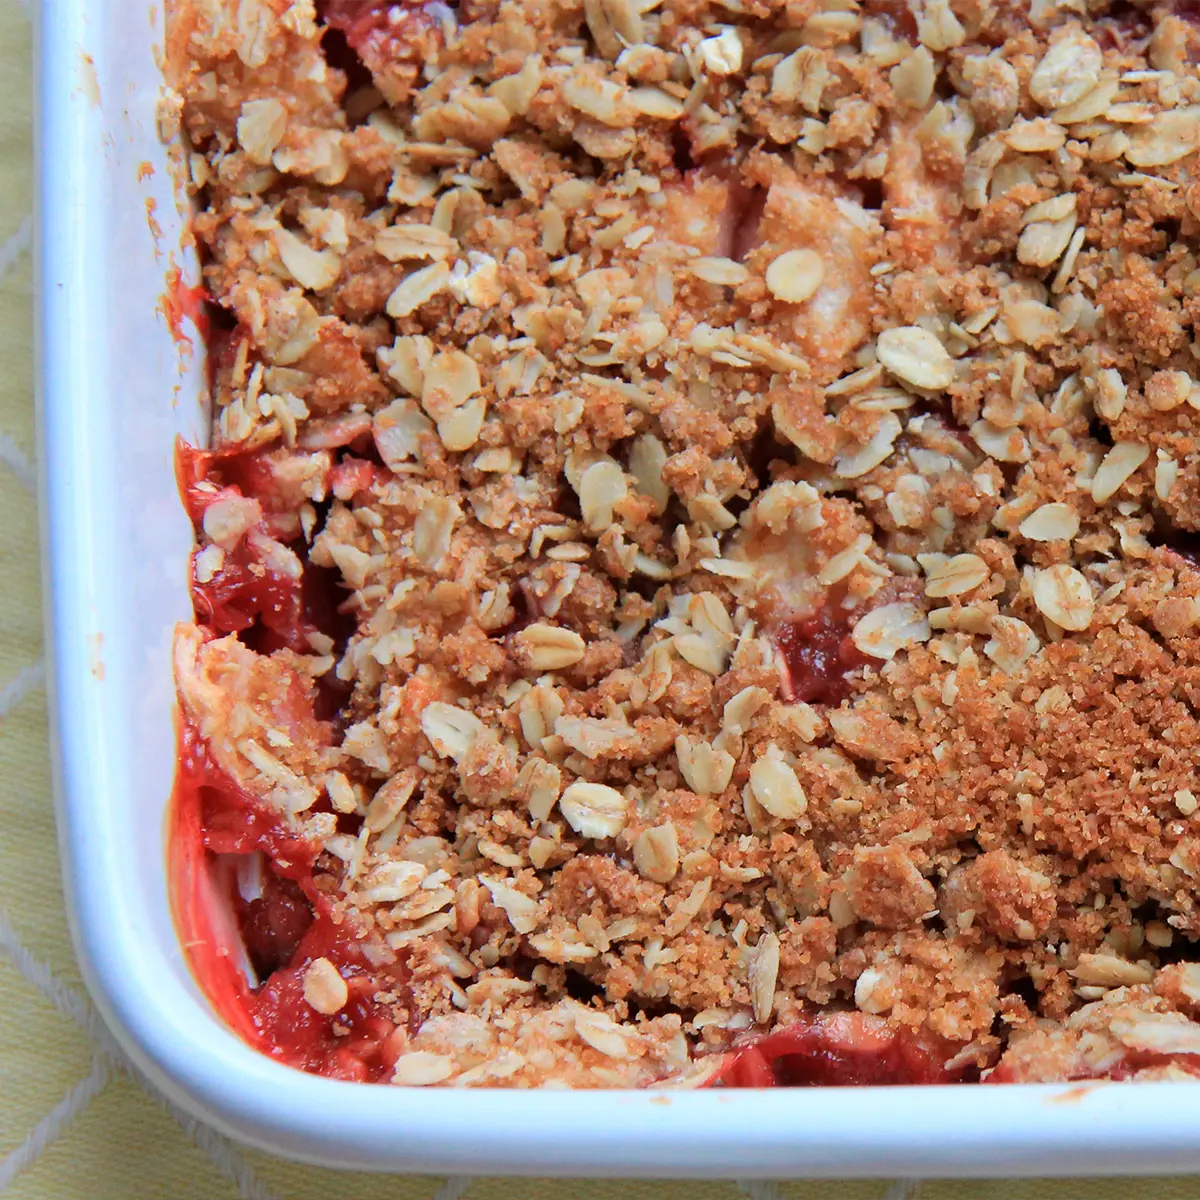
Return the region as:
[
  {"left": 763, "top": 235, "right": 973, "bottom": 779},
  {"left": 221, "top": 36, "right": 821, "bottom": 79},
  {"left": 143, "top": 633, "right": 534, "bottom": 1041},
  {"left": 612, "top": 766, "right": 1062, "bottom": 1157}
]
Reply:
[{"left": 167, "top": 0, "right": 1200, "bottom": 1086}]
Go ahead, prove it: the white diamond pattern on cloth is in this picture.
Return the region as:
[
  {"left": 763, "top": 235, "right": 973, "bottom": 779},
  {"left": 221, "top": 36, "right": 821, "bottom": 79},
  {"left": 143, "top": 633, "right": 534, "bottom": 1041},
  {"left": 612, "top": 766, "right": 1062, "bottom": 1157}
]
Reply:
[
  {"left": 0, "top": 214, "right": 31, "bottom": 281},
  {"left": 0, "top": 892, "right": 486, "bottom": 1198},
  {"left": 0, "top": 430, "right": 35, "bottom": 494},
  {"left": 0, "top": 913, "right": 289, "bottom": 1199}
]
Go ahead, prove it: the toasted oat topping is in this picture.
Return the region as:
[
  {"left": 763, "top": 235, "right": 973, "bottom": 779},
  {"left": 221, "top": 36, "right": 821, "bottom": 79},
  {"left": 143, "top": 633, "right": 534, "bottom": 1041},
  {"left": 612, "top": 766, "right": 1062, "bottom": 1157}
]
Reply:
[
  {"left": 303, "top": 956, "right": 351, "bottom": 1014},
  {"left": 168, "top": 0, "right": 1200, "bottom": 1087}
]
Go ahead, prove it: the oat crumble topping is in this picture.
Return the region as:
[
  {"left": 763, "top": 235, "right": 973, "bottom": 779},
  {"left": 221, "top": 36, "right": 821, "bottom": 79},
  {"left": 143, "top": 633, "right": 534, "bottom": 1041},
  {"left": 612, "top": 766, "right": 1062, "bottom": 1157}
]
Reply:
[{"left": 167, "top": 0, "right": 1200, "bottom": 1087}]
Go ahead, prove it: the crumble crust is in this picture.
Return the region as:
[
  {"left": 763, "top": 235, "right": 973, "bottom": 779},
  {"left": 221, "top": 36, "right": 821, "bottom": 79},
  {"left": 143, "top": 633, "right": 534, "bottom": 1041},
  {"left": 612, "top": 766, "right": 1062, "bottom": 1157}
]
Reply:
[{"left": 166, "top": 0, "right": 1200, "bottom": 1086}]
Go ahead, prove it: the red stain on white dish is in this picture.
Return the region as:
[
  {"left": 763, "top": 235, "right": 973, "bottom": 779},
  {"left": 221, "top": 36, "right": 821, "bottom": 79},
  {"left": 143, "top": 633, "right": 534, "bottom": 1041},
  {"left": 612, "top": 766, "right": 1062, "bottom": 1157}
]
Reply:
[
  {"left": 1048, "top": 1083, "right": 1105, "bottom": 1104},
  {"left": 160, "top": 264, "right": 210, "bottom": 351},
  {"left": 89, "top": 632, "right": 105, "bottom": 682},
  {"left": 79, "top": 52, "right": 101, "bottom": 108},
  {"left": 145, "top": 197, "right": 164, "bottom": 256}
]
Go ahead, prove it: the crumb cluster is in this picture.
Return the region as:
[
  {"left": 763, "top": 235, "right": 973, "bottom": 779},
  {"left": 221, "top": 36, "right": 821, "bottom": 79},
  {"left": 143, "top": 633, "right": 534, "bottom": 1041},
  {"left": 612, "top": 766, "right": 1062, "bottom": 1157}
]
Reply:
[{"left": 167, "top": 0, "right": 1200, "bottom": 1086}]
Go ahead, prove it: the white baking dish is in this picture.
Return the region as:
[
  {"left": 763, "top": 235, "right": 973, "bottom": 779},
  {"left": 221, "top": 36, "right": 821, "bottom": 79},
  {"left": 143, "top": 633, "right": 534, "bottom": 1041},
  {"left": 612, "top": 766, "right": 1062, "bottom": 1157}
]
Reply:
[{"left": 35, "top": 0, "right": 1200, "bottom": 1178}]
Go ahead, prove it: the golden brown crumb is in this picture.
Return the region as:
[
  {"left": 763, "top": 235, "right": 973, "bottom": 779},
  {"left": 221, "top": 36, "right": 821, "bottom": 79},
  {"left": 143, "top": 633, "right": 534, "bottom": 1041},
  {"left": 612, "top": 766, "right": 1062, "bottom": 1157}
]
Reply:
[{"left": 167, "top": 0, "right": 1200, "bottom": 1086}]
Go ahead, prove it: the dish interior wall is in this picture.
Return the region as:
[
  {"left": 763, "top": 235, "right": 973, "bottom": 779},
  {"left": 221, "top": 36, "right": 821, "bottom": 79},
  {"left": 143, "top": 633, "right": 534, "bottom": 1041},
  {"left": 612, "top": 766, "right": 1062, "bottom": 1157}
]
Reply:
[{"left": 89, "top": 0, "right": 210, "bottom": 1006}]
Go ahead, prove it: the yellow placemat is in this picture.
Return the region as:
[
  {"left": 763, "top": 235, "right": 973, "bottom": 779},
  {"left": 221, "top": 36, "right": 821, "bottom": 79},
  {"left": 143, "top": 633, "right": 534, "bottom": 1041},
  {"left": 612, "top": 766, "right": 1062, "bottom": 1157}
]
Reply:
[{"left": 1, "top": 3, "right": 1199, "bottom": 1196}]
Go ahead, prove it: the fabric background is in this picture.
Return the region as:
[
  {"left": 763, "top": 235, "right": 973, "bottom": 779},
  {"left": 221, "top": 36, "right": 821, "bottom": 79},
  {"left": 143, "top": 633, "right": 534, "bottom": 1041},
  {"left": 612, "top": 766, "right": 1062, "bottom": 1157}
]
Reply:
[{"left": 1, "top": 1, "right": 1198, "bottom": 1195}]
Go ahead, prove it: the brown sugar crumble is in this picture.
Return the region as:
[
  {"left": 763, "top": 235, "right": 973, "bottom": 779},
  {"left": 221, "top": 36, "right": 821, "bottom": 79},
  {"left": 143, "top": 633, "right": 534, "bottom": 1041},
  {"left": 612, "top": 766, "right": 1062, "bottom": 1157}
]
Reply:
[{"left": 165, "top": 0, "right": 1200, "bottom": 1087}]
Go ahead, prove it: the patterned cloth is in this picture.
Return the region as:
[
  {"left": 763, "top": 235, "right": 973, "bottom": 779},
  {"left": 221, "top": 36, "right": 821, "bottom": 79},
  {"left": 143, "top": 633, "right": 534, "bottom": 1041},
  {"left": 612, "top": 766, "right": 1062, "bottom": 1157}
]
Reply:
[{"left": 0, "top": 2, "right": 1194, "bottom": 1195}]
